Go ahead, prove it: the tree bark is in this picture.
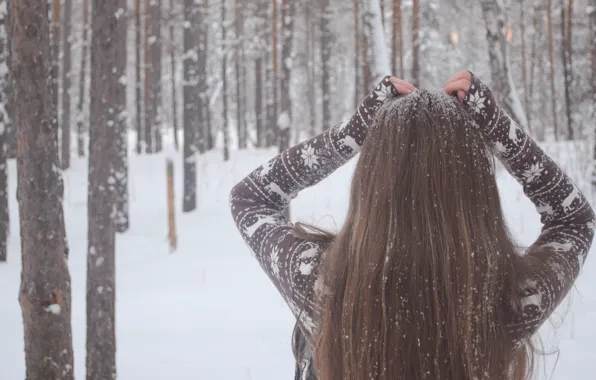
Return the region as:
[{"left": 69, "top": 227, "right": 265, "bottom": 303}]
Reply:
[
  {"left": 320, "top": 0, "right": 331, "bottom": 131},
  {"left": 182, "top": 0, "right": 199, "bottom": 212},
  {"left": 411, "top": 0, "right": 420, "bottom": 87},
  {"left": 10, "top": 0, "right": 75, "bottom": 377},
  {"left": 197, "top": 0, "right": 209, "bottom": 153},
  {"left": 255, "top": 55, "right": 264, "bottom": 146},
  {"left": 354, "top": 0, "right": 360, "bottom": 109},
  {"left": 145, "top": 0, "right": 163, "bottom": 153},
  {"left": 51, "top": 0, "right": 61, "bottom": 166},
  {"left": 60, "top": 0, "right": 72, "bottom": 169},
  {"left": 77, "top": 0, "right": 90, "bottom": 157},
  {"left": 169, "top": 0, "right": 179, "bottom": 150},
  {"left": 235, "top": 0, "right": 246, "bottom": 149},
  {"left": 222, "top": 0, "right": 230, "bottom": 161},
  {"left": 546, "top": 0, "right": 558, "bottom": 138},
  {"left": 308, "top": 4, "right": 317, "bottom": 137},
  {"left": 114, "top": 0, "right": 129, "bottom": 233},
  {"left": 479, "top": 0, "right": 529, "bottom": 130},
  {"left": 520, "top": 0, "right": 527, "bottom": 111},
  {"left": 279, "top": 0, "right": 295, "bottom": 152},
  {"left": 362, "top": 0, "right": 390, "bottom": 91},
  {"left": 135, "top": 0, "right": 143, "bottom": 153},
  {"left": 590, "top": 0, "right": 596, "bottom": 192},
  {"left": 87, "top": 0, "right": 120, "bottom": 377},
  {"left": 392, "top": 0, "right": 404, "bottom": 78},
  {"left": 561, "top": 1, "right": 574, "bottom": 139},
  {"left": 0, "top": 0, "right": 8, "bottom": 263}
]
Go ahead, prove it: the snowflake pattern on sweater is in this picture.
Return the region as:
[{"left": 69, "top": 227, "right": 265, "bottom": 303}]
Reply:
[{"left": 229, "top": 74, "right": 595, "bottom": 380}]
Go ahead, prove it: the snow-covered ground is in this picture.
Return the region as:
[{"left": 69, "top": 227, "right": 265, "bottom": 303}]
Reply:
[{"left": 0, "top": 139, "right": 595, "bottom": 379}]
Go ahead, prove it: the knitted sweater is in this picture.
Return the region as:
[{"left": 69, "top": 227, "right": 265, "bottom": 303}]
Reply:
[{"left": 229, "top": 75, "right": 595, "bottom": 380}]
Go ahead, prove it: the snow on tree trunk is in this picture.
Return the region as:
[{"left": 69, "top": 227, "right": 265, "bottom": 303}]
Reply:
[
  {"left": 182, "top": 0, "right": 200, "bottom": 212},
  {"left": 114, "top": 0, "right": 129, "bottom": 233},
  {"left": 10, "top": 0, "right": 75, "bottom": 377},
  {"left": 279, "top": 0, "right": 295, "bottom": 152},
  {"left": 362, "top": 0, "right": 391, "bottom": 91},
  {"left": 61, "top": 0, "right": 72, "bottom": 169},
  {"left": 320, "top": 0, "right": 331, "bottom": 131},
  {"left": 479, "top": 0, "right": 528, "bottom": 131},
  {"left": 0, "top": 0, "right": 8, "bottom": 263},
  {"left": 77, "top": 0, "right": 89, "bottom": 157},
  {"left": 87, "top": 0, "right": 120, "bottom": 377}
]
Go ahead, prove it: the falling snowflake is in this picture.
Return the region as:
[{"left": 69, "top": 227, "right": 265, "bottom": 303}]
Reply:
[
  {"left": 300, "top": 144, "right": 319, "bottom": 169},
  {"left": 468, "top": 90, "right": 486, "bottom": 114},
  {"left": 270, "top": 247, "right": 281, "bottom": 278},
  {"left": 522, "top": 162, "right": 544, "bottom": 183}
]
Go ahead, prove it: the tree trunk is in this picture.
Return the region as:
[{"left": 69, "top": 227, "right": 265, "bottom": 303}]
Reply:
[
  {"left": 10, "top": 0, "right": 75, "bottom": 377},
  {"left": 279, "top": 0, "right": 295, "bottom": 152},
  {"left": 87, "top": 0, "right": 120, "bottom": 377},
  {"left": 308, "top": 5, "right": 317, "bottom": 137},
  {"left": 269, "top": 0, "right": 279, "bottom": 148},
  {"left": 77, "top": 0, "right": 89, "bottom": 157},
  {"left": 182, "top": 0, "right": 200, "bottom": 212},
  {"left": 222, "top": 0, "right": 230, "bottom": 161},
  {"left": 197, "top": 0, "right": 209, "bottom": 153},
  {"left": 546, "top": 0, "right": 558, "bottom": 138},
  {"left": 0, "top": 0, "right": 8, "bottom": 263},
  {"left": 51, "top": 0, "right": 61, "bottom": 167},
  {"left": 392, "top": 0, "right": 404, "bottom": 78},
  {"left": 528, "top": 4, "right": 539, "bottom": 133},
  {"left": 354, "top": 0, "right": 360, "bottom": 109},
  {"left": 320, "top": 0, "right": 331, "bottom": 131},
  {"left": 362, "top": 0, "right": 391, "bottom": 90},
  {"left": 520, "top": 0, "right": 527, "bottom": 111},
  {"left": 561, "top": 1, "right": 574, "bottom": 139},
  {"left": 147, "top": 0, "right": 162, "bottom": 152},
  {"left": 61, "top": 0, "right": 72, "bottom": 169},
  {"left": 479, "top": 0, "right": 529, "bottom": 130},
  {"left": 235, "top": 0, "right": 246, "bottom": 149},
  {"left": 4, "top": 1, "right": 14, "bottom": 160},
  {"left": 255, "top": 54, "right": 264, "bottom": 146},
  {"left": 114, "top": 0, "right": 129, "bottom": 233},
  {"left": 135, "top": 0, "right": 143, "bottom": 154},
  {"left": 411, "top": 0, "right": 420, "bottom": 87},
  {"left": 169, "top": 0, "right": 179, "bottom": 150},
  {"left": 590, "top": 0, "right": 596, "bottom": 192}
]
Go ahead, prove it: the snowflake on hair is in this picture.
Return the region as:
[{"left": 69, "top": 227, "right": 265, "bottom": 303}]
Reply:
[{"left": 300, "top": 144, "right": 319, "bottom": 169}]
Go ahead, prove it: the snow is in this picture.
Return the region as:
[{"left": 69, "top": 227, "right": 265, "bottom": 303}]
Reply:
[
  {"left": 44, "top": 304, "right": 62, "bottom": 315},
  {"left": 363, "top": 0, "right": 391, "bottom": 83},
  {"left": 0, "top": 134, "right": 595, "bottom": 379}
]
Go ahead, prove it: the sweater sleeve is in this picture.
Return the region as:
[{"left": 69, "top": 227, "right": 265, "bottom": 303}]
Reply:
[
  {"left": 229, "top": 77, "right": 399, "bottom": 335},
  {"left": 463, "top": 73, "right": 596, "bottom": 341}
]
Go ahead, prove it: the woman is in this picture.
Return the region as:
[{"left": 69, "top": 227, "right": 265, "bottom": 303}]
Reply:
[{"left": 229, "top": 70, "right": 595, "bottom": 380}]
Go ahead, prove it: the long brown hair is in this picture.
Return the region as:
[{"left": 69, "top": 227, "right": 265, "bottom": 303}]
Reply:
[{"left": 298, "top": 91, "right": 536, "bottom": 380}]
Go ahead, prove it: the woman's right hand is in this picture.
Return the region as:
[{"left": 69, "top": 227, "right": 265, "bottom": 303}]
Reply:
[{"left": 444, "top": 70, "right": 498, "bottom": 129}]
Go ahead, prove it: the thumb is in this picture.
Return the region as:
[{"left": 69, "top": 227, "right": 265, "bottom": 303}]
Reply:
[{"left": 457, "top": 90, "right": 466, "bottom": 103}]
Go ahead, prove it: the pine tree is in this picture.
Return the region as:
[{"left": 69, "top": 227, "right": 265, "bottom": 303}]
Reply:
[
  {"left": 279, "top": 0, "right": 295, "bottom": 152},
  {"left": 0, "top": 0, "right": 9, "bottom": 263},
  {"left": 76, "top": 0, "right": 90, "bottom": 157},
  {"left": 320, "top": 0, "right": 331, "bottom": 131},
  {"left": 197, "top": 0, "right": 209, "bottom": 152},
  {"left": 411, "top": 0, "right": 420, "bottom": 87},
  {"left": 392, "top": 0, "right": 403, "bottom": 77},
  {"left": 546, "top": 0, "right": 558, "bottom": 138},
  {"left": 51, "top": 0, "right": 61, "bottom": 166},
  {"left": 114, "top": 0, "right": 129, "bottom": 233},
  {"left": 479, "top": 0, "right": 528, "bottom": 130},
  {"left": 10, "top": 0, "right": 75, "bottom": 377},
  {"left": 182, "top": 0, "right": 200, "bottom": 212},
  {"left": 61, "top": 0, "right": 72, "bottom": 169},
  {"left": 235, "top": 0, "right": 247, "bottom": 149},
  {"left": 135, "top": 0, "right": 144, "bottom": 154},
  {"left": 169, "top": 0, "right": 179, "bottom": 150},
  {"left": 145, "top": 0, "right": 163, "bottom": 153},
  {"left": 222, "top": 0, "right": 230, "bottom": 161},
  {"left": 87, "top": 0, "right": 121, "bottom": 377}
]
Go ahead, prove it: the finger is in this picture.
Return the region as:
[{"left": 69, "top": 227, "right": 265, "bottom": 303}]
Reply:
[
  {"left": 391, "top": 78, "right": 417, "bottom": 93},
  {"left": 444, "top": 78, "right": 471, "bottom": 96},
  {"left": 395, "top": 83, "right": 413, "bottom": 95},
  {"left": 445, "top": 69, "right": 471, "bottom": 85},
  {"left": 457, "top": 90, "right": 466, "bottom": 103}
]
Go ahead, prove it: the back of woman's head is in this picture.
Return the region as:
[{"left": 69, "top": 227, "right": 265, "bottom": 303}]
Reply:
[{"left": 313, "top": 90, "right": 531, "bottom": 380}]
